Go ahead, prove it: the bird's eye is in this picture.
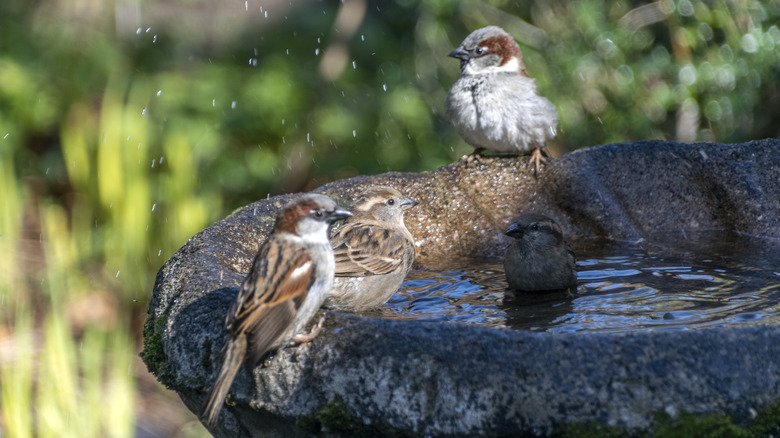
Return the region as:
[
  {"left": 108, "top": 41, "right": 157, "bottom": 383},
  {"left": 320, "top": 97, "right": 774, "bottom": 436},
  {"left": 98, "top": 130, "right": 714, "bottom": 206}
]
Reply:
[
  {"left": 387, "top": 198, "right": 395, "bottom": 206},
  {"left": 530, "top": 224, "right": 539, "bottom": 231},
  {"left": 313, "top": 210, "right": 324, "bottom": 218},
  {"left": 475, "top": 46, "right": 486, "bottom": 55}
]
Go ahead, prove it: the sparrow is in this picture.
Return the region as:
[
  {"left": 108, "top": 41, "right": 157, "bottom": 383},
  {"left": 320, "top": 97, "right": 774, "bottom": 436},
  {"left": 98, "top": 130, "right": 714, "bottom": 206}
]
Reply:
[
  {"left": 445, "top": 25, "right": 558, "bottom": 173},
  {"left": 200, "top": 194, "right": 351, "bottom": 427},
  {"left": 503, "top": 213, "right": 577, "bottom": 294},
  {"left": 323, "top": 186, "right": 418, "bottom": 311}
]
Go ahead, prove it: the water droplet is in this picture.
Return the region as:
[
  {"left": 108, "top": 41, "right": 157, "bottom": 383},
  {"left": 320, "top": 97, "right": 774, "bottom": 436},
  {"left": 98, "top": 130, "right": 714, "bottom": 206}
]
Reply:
[
  {"left": 116, "top": 270, "right": 121, "bottom": 278},
  {"left": 141, "top": 108, "right": 147, "bottom": 116},
  {"left": 212, "top": 99, "right": 216, "bottom": 107},
  {"left": 286, "top": 49, "right": 289, "bottom": 55},
  {"left": 156, "top": 90, "right": 163, "bottom": 96},
  {"left": 231, "top": 101, "right": 237, "bottom": 109},
  {"left": 361, "top": 35, "right": 365, "bottom": 41},
  {"left": 352, "top": 61, "right": 357, "bottom": 69},
  {"left": 306, "top": 132, "right": 310, "bottom": 142},
  {"left": 3, "top": 133, "right": 9, "bottom": 139},
  {"left": 152, "top": 159, "right": 156, "bottom": 168},
  {"left": 315, "top": 48, "right": 320, "bottom": 56},
  {"left": 352, "top": 130, "right": 357, "bottom": 137},
  {"left": 152, "top": 203, "right": 156, "bottom": 211},
  {"left": 146, "top": 27, "right": 151, "bottom": 33},
  {"left": 153, "top": 35, "right": 157, "bottom": 43},
  {"left": 245, "top": 1, "right": 248, "bottom": 11},
  {"left": 382, "top": 84, "right": 387, "bottom": 92},
  {"left": 282, "top": 136, "right": 286, "bottom": 144},
  {"left": 136, "top": 27, "right": 142, "bottom": 35},
  {"left": 264, "top": 10, "right": 268, "bottom": 18},
  {"left": 160, "top": 156, "right": 165, "bottom": 164}
]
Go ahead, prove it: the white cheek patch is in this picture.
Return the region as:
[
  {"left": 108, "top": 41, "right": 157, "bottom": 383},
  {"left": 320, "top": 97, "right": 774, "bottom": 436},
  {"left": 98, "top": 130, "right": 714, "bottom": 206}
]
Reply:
[
  {"left": 472, "top": 56, "right": 522, "bottom": 74},
  {"left": 296, "top": 218, "right": 332, "bottom": 243},
  {"left": 291, "top": 261, "right": 312, "bottom": 279}
]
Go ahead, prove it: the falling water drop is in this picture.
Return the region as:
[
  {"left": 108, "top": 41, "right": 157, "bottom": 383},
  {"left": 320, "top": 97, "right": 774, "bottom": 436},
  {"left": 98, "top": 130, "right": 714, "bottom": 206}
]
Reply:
[{"left": 156, "top": 90, "right": 162, "bottom": 96}]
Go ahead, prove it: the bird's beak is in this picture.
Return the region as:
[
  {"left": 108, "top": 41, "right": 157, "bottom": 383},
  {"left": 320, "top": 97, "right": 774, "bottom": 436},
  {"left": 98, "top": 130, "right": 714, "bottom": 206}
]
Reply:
[
  {"left": 504, "top": 222, "right": 523, "bottom": 238},
  {"left": 448, "top": 46, "right": 470, "bottom": 61},
  {"left": 400, "top": 197, "right": 418, "bottom": 211},
  {"left": 330, "top": 207, "right": 353, "bottom": 223}
]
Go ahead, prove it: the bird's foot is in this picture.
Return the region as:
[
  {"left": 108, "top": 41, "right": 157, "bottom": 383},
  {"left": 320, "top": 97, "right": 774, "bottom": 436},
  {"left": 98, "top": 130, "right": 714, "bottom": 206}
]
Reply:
[
  {"left": 461, "top": 148, "right": 486, "bottom": 166},
  {"left": 530, "top": 148, "right": 548, "bottom": 176},
  {"left": 292, "top": 314, "right": 326, "bottom": 356}
]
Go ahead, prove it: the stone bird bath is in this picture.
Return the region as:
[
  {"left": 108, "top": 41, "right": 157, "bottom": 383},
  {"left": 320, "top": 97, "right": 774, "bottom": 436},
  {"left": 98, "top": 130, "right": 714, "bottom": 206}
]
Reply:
[{"left": 142, "top": 139, "right": 780, "bottom": 436}]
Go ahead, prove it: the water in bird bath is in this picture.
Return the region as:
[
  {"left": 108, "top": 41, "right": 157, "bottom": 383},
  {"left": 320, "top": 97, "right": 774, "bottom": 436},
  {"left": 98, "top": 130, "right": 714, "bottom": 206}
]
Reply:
[{"left": 372, "top": 231, "right": 780, "bottom": 333}]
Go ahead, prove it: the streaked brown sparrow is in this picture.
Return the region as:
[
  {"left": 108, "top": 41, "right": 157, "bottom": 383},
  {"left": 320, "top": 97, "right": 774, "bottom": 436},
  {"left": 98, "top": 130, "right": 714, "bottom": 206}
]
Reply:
[
  {"left": 201, "top": 194, "right": 351, "bottom": 427},
  {"left": 324, "top": 186, "right": 418, "bottom": 311}
]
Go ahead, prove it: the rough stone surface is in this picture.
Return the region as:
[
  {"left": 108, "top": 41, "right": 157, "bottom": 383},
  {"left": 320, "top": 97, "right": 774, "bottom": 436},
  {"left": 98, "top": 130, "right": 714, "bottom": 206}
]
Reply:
[{"left": 142, "top": 139, "right": 780, "bottom": 437}]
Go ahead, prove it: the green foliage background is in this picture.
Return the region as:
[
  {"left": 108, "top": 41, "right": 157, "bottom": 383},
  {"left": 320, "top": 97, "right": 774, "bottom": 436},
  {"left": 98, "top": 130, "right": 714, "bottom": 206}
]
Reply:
[{"left": 0, "top": 0, "right": 779, "bottom": 435}]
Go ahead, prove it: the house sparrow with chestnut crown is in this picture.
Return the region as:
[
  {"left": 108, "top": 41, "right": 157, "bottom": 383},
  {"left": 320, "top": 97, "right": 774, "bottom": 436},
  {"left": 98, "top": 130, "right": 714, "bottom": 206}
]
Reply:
[
  {"left": 503, "top": 213, "right": 577, "bottom": 294},
  {"left": 201, "top": 194, "right": 351, "bottom": 427},
  {"left": 445, "top": 26, "right": 558, "bottom": 173},
  {"left": 324, "top": 186, "right": 418, "bottom": 312}
]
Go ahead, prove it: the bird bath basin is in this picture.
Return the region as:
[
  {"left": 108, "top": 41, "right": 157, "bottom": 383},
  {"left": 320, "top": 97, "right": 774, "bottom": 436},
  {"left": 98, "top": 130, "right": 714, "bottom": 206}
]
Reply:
[
  {"left": 142, "top": 140, "right": 780, "bottom": 437},
  {"left": 380, "top": 231, "right": 780, "bottom": 333}
]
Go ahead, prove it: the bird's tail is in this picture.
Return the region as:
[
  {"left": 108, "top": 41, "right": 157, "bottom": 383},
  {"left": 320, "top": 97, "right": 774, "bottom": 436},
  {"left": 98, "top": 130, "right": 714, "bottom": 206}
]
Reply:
[{"left": 200, "top": 335, "right": 247, "bottom": 428}]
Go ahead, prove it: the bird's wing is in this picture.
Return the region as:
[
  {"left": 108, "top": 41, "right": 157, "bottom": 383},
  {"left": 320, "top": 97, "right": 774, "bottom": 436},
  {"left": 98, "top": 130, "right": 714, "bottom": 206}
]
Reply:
[
  {"left": 227, "top": 236, "right": 314, "bottom": 367},
  {"left": 332, "top": 223, "right": 410, "bottom": 276}
]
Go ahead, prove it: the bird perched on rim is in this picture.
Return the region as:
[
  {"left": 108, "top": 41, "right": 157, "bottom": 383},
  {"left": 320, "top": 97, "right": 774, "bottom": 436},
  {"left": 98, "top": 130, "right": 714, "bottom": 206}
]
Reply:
[
  {"left": 503, "top": 213, "right": 577, "bottom": 295},
  {"left": 200, "top": 194, "right": 351, "bottom": 428},
  {"left": 324, "top": 186, "right": 418, "bottom": 312},
  {"left": 445, "top": 25, "right": 558, "bottom": 173}
]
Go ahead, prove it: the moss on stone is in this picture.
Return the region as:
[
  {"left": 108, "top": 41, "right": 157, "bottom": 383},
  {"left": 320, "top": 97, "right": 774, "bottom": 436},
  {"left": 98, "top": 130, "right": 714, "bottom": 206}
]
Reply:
[
  {"left": 139, "top": 314, "right": 176, "bottom": 388},
  {"left": 560, "top": 400, "right": 780, "bottom": 438},
  {"left": 298, "top": 396, "right": 409, "bottom": 438}
]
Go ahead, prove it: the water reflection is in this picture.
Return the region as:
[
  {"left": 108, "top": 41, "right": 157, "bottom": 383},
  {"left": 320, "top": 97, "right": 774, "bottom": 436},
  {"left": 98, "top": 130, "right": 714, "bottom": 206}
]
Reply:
[{"left": 370, "top": 233, "right": 780, "bottom": 333}]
